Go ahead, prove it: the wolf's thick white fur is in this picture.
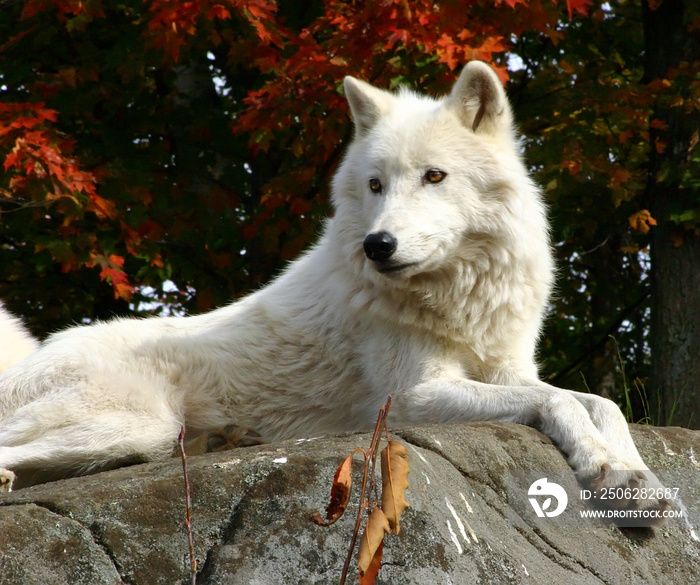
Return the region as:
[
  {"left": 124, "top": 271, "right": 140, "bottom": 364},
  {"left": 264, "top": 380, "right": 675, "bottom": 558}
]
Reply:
[{"left": 0, "top": 63, "right": 667, "bottom": 514}]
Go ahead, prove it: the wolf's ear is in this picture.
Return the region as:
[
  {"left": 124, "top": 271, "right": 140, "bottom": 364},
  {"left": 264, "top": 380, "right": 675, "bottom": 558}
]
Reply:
[
  {"left": 343, "top": 76, "right": 393, "bottom": 136},
  {"left": 447, "top": 61, "right": 512, "bottom": 135}
]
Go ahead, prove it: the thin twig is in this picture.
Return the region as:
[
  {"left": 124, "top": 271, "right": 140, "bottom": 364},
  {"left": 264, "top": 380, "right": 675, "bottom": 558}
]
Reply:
[
  {"left": 178, "top": 426, "right": 197, "bottom": 585},
  {"left": 367, "top": 397, "right": 392, "bottom": 507},
  {"left": 339, "top": 397, "right": 392, "bottom": 585}
]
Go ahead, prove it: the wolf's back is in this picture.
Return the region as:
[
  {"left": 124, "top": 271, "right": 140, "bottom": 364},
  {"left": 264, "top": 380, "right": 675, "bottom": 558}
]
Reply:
[{"left": 0, "top": 304, "right": 39, "bottom": 374}]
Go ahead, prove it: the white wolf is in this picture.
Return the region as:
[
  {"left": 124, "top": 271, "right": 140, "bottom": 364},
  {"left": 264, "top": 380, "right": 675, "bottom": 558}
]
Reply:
[{"left": 0, "top": 62, "right": 668, "bottom": 517}]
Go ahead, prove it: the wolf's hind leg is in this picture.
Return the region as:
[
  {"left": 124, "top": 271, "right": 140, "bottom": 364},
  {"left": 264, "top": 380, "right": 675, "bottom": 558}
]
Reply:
[{"left": 0, "top": 411, "right": 182, "bottom": 490}]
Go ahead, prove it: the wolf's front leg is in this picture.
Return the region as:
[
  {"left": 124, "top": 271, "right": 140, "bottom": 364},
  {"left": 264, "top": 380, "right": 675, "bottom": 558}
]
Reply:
[
  {"left": 561, "top": 388, "right": 648, "bottom": 467},
  {"left": 558, "top": 387, "right": 670, "bottom": 515},
  {"left": 537, "top": 391, "right": 670, "bottom": 522},
  {"left": 397, "top": 377, "right": 671, "bottom": 523}
]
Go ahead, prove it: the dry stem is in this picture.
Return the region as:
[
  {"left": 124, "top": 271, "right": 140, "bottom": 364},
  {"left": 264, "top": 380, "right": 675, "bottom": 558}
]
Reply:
[
  {"left": 338, "top": 396, "right": 392, "bottom": 585},
  {"left": 178, "top": 426, "right": 197, "bottom": 585}
]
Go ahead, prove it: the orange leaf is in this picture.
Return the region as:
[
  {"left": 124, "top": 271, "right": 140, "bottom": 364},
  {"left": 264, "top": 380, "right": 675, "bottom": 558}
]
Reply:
[
  {"left": 89, "top": 193, "right": 118, "bottom": 219},
  {"left": 566, "top": 0, "right": 593, "bottom": 18},
  {"left": 629, "top": 209, "right": 657, "bottom": 234},
  {"left": 113, "top": 281, "right": 136, "bottom": 301},
  {"left": 311, "top": 453, "right": 354, "bottom": 526},
  {"left": 562, "top": 159, "right": 581, "bottom": 175},
  {"left": 359, "top": 540, "right": 384, "bottom": 585},
  {"left": 3, "top": 151, "right": 21, "bottom": 170},
  {"left": 650, "top": 118, "right": 669, "bottom": 130},
  {"left": 95, "top": 254, "right": 134, "bottom": 300},
  {"left": 357, "top": 507, "right": 390, "bottom": 578},
  {"left": 207, "top": 4, "right": 230, "bottom": 20},
  {"left": 611, "top": 167, "right": 632, "bottom": 186},
  {"left": 108, "top": 253, "right": 125, "bottom": 268},
  {"left": 380, "top": 441, "right": 410, "bottom": 534}
]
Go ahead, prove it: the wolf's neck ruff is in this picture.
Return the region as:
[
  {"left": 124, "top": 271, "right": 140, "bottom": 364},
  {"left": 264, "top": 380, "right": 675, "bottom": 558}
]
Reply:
[{"left": 331, "top": 64, "right": 552, "bottom": 363}]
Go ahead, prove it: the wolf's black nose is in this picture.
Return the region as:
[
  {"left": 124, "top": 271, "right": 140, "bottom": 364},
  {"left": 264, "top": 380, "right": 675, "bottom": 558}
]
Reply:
[{"left": 363, "top": 232, "right": 397, "bottom": 262}]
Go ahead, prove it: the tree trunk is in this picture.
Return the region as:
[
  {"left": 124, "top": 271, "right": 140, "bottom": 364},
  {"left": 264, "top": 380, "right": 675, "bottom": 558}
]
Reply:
[{"left": 643, "top": 0, "right": 700, "bottom": 428}]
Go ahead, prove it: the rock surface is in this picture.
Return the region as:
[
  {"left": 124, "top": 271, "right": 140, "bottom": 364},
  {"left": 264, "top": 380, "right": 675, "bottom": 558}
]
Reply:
[{"left": 1, "top": 422, "right": 699, "bottom": 584}]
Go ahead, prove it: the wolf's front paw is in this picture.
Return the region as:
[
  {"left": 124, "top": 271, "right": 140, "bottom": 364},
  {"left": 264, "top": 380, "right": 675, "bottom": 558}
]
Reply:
[
  {"left": 205, "top": 424, "right": 266, "bottom": 452},
  {"left": 0, "top": 468, "right": 15, "bottom": 493},
  {"left": 583, "top": 464, "right": 672, "bottom": 526}
]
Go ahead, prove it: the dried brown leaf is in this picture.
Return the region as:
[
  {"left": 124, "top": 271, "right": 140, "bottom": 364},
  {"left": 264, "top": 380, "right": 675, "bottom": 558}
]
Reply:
[
  {"left": 380, "top": 440, "right": 410, "bottom": 534},
  {"left": 357, "top": 507, "right": 390, "bottom": 577},
  {"left": 311, "top": 453, "right": 354, "bottom": 526},
  {"left": 358, "top": 540, "right": 384, "bottom": 585}
]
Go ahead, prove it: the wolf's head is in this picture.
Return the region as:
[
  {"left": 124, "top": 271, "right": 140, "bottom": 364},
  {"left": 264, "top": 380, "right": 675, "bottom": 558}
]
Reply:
[{"left": 331, "top": 62, "right": 546, "bottom": 289}]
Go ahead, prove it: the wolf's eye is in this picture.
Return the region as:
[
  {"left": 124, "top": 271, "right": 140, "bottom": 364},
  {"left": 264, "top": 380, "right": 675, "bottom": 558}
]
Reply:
[
  {"left": 369, "top": 178, "right": 382, "bottom": 193},
  {"left": 424, "top": 169, "right": 446, "bottom": 184}
]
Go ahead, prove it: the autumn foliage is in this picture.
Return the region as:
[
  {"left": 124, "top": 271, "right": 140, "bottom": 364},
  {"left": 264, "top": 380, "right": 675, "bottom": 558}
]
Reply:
[{"left": 0, "top": 0, "right": 582, "bottom": 321}]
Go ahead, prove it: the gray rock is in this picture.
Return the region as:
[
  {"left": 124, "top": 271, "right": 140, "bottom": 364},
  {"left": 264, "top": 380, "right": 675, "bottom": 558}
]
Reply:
[{"left": 1, "top": 422, "right": 699, "bottom": 584}]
